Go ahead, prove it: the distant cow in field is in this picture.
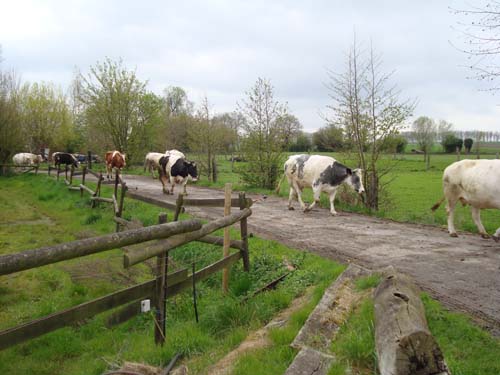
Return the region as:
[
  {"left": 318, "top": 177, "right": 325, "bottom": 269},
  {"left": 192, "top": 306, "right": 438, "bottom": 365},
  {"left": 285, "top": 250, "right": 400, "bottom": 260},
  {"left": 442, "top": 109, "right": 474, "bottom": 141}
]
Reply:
[
  {"left": 12, "top": 153, "right": 43, "bottom": 167},
  {"left": 431, "top": 159, "right": 500, "bottom": 241},
  {"left": 158, "top": 149, "right": 198, "bottom": 195},
  {"left": 105, "top": 151, "right": 126, "bottom": 179},
  {"left": 280, "top": 154, "right": 365, "bottom": 215},
  {"left": 53, "top": 152, "right": 79, "bottom": 168},
  {"left": 143, "top": 152, "right": 165, "bottom": 178}
]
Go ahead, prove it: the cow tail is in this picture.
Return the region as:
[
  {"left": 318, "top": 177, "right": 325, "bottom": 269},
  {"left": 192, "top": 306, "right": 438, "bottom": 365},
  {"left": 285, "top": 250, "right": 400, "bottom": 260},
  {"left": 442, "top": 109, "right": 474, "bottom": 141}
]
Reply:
[
  {"left": 275, "top": 172, "right": 286, "bottom": 194},
  {"left": 431, "top": 197, "right": 445, "bottom": 212}
]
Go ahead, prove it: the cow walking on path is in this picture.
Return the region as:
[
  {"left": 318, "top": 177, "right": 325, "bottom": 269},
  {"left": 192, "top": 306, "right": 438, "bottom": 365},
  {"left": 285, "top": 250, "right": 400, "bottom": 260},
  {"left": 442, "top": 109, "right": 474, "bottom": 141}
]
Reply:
[
  {"left": 105, "top": 151, "right": 126, "bottom": 179},
  {"left": 52, "top": 152, "right": 79, "bottom": 168},
  {"left": 281, "top": 154, "right": 365, "bottom": 215},
  {"left": 431, "top": 159, "right": 500, "bottom": 241},
  {"left": 143, "top": 152, "right": 165, "bottom": 178},
  {"left": 158, "top": 149, "right": 198, "bottom": 195}
]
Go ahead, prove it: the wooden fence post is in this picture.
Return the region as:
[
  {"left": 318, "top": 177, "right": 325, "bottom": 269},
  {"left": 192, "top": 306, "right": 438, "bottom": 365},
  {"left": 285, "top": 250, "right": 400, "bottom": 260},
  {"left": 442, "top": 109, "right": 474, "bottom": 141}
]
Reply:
[
  {"left": 57, "top": 164, "right": 60, "bottom": 181},
  {"left": 115, "top": 182, "right": 127, "bottom": 232},
  {"left": 174, "top": 194, "right": 184, "bottom": 221},
  {"left": 70, "top": 165, "right": 74, "bottom": 185},
  {"left": 65, "top": 164, "right": 68, "bottom": 180},
  {"left": 81, "top": 166, "right": 86, "bottom": 198},
  {"left": 114, "top": 171, "right": 119, "bottom": 199},
  {"left": 239, "top": 192, "right": 250, "bottom": 272},
  {"left": 222, "top": 183, "right": 232, "bottom": 293},
  {"left": 155, "top": 213, "right": 168, "bottom": 345},
  {"left": 87, "top": 151, "right": 92, "bottom": 170}
]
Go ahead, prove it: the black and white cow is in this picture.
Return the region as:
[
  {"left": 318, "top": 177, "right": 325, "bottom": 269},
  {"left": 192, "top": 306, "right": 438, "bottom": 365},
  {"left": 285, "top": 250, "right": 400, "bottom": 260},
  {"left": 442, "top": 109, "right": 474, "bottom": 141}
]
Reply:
[
  {"left": 53, "top": 152, "right": 79, "bottom": 168},
  {"left": 158, "top": 150, "right": 198, "bottom": 195},
  {"left": 283, "top": 154, "right": 365, "bottom": 215}
]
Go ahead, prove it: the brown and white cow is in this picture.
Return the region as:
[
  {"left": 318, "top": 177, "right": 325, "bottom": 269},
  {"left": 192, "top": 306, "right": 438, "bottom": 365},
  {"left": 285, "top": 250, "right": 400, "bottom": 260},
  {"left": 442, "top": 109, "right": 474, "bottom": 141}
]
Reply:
[
  {"left": 12, "top": 153, "right": 43, "bottom": 167},
  {"left": 105, "top": 151, "right": 126, "bottom": 179},
  {"left": 143, "top": 152, "right": 165, "bottom": 178},
  {"left": 282, "top": 154, "right": 365, "bottom": 215},
  {"left": 158, "top": 149, "right": 198, "bottom": 195},
  {"left": 432, "top": 159, "right": 500, "bottom": 241}
]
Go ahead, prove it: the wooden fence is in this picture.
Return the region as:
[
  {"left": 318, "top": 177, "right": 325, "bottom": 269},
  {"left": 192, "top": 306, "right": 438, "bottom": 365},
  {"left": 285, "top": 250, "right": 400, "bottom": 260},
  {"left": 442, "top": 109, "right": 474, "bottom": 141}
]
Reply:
[{"left": 0, "top": 182, "right": 253, "bottom": 350}]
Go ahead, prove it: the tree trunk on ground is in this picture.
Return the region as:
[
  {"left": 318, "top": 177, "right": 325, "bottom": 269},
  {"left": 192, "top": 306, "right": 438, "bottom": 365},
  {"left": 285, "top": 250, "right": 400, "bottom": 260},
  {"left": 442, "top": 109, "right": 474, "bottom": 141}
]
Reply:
[{"left": 374, "top": 267, "right": 450, "bottom": 375}]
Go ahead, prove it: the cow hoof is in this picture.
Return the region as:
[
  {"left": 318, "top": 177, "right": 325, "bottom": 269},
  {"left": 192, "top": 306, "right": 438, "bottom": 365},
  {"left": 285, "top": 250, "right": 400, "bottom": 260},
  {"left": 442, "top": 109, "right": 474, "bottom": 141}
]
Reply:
[
  {"left": 493, "top": 236, "right": 500, "bottom": 243},
  {"left": 288, "top": 206, "right": 294, "bottom": 211},
  {"left": 330, "top": 212, "right": 338, "bottom": 216},
  {"left": 481, "top": 233, "right": 490, "bottom": 239},
  {"left": 450, "top": 232, "right": 458, "bottom": 238}
]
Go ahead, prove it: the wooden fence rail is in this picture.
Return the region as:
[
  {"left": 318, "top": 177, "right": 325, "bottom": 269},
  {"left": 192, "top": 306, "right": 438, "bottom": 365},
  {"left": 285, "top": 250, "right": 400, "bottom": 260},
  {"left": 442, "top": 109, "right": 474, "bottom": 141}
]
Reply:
[
  {"left": 123, "top": 208, "right": 252, "bottom": 267},
  {"left": 0, "top": 219, "right": 202, "bottom": 276}
]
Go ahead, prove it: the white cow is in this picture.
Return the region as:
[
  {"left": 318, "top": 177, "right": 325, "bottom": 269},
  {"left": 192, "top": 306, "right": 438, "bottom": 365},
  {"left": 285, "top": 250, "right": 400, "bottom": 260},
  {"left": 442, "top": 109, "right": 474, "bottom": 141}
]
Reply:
[
  {"left": 432, "top": 159, "right": 500, "bottom": 240},
  {"left": 143, "top": 152, "right": 165, "bottom": 178},
  {"left": 282, "top": 154, "right": 365, "bottom": 215},
  {"left": 12, "top": 153, "right": 43, "bottom": 167}
]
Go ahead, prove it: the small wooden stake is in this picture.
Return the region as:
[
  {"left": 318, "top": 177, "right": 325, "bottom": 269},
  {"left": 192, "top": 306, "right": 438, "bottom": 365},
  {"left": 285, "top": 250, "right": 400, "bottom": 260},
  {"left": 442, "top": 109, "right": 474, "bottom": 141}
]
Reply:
[
  {"left": 155, "top": 213, "right": 168, "bottom": 345},
  {"left": 222, "top": 183, "right": 232, "bottom": 293}
]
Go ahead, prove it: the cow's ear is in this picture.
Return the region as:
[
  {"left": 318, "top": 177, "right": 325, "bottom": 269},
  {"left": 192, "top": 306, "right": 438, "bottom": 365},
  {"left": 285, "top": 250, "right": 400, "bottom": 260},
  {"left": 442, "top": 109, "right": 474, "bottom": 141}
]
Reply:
[{"left": 346, "top": 168, "right": 352, "bottom": 175}]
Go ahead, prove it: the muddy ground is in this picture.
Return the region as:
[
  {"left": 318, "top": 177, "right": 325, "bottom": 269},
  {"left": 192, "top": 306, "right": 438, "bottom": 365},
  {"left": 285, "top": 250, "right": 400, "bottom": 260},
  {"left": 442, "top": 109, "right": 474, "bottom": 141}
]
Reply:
[{"left": 116, "top": 175, "right": 500, "bottom": 334}]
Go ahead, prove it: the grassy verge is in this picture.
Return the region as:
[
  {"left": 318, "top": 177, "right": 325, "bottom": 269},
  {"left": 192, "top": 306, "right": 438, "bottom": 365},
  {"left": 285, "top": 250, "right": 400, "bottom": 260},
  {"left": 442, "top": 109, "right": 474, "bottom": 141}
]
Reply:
[
  {"left": 328, "top": 284, "right": 500, "bottom": 375},
  {"left": 0, "top": 174, "right": 342, "bottom": 375}
]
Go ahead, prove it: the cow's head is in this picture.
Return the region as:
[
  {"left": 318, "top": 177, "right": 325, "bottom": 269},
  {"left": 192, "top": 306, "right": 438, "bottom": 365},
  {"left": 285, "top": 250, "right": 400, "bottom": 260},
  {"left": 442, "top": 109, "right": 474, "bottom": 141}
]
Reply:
[
  {"left": 347, "top": 168, "right": 365, "bottom": 194},
  {"left": 36, "top": 155, "right": 44, "bottom": 164},
  {"left": 186, "top": 161, "right": 198, "bottom": 182},
  {"left": 121, "top": 153, "right": 126, "bottom": 167}
]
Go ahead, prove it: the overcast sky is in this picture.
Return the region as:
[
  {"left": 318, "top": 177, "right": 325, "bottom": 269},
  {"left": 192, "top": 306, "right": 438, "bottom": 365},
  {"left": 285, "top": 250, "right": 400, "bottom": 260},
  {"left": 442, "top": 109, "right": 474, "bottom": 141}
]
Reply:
[{"left": 1, "top": 0, "right": 500, "bottom": 132}]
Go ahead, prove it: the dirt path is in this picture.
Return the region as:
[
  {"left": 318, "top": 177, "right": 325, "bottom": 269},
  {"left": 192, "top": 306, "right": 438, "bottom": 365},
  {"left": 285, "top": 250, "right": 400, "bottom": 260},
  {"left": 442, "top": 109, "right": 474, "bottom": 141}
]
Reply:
[{"left": 121, "top": 175, "right": 500, "bottom": 333}]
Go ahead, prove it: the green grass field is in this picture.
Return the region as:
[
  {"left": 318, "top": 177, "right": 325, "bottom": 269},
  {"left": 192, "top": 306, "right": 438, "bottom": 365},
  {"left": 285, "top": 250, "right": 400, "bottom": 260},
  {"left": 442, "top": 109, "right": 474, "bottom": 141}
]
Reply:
[{"left": 0, "top": 174, "right": 343, "bottom": 375}]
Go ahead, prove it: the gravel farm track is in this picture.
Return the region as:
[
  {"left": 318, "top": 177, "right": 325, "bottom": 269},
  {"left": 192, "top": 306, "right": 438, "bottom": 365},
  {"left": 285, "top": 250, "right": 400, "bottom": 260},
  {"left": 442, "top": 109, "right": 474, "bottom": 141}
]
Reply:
[{"left": 118, "top": 174, "right": 500, "bottom": 335}]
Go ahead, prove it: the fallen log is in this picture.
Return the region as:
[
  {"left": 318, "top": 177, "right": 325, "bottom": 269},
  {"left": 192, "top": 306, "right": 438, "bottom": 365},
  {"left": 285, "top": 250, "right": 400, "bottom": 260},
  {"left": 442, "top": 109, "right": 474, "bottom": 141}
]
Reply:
[{"left": 374, "top": 267, "right": 450, "bottom": 375}]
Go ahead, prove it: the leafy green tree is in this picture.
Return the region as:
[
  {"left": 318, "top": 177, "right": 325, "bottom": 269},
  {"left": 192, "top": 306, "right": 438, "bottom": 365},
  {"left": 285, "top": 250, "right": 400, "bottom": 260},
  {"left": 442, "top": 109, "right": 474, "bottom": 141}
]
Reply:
[
  {"left": 238, "top": 78, "right": 290, "bottom": 189},
  {"left": 441, "top": 134, "right": 463, "bottom": 153},
  {"left": 289, "top": 131, "right": 312, "bottom": 152},
  {"left": 0, "top": 65, "right": 23, "bottom": 167},
  {"left": 379, "top": 134, "right": 407, "bottom": 154},
  {"left": 312, "top": 125, "right": 344, "bottom": 151},
  {"left": 77, "top": 58, "right": 159, "bottom": 162},
  {"left": 19, "top": 82, "right": 76, "bottom": 153}
]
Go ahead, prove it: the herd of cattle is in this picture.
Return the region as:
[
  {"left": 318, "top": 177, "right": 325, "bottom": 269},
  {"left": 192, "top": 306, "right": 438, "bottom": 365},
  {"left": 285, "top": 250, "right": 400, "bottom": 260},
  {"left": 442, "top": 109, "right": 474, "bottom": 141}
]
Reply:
[
  {"left": 12, "top": 149, "right": 198, "bottom": 196},
  {"left": 11, "top": 151, "right": 500, "bottom": 240}
]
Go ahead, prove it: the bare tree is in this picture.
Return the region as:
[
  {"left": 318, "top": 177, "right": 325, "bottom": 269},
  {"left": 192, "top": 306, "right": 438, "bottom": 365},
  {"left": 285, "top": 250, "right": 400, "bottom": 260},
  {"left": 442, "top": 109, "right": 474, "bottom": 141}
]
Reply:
[
  {"left": 326, "top": 38, "right": 414, "bottom": 210},
  {"left": 188, "top": 96, "right": 230, "bottom": 182},
  {"left": 453, "top": 1, "right": 500, "bottom": 90},
  {"left": 412, "top": 116, "right": 436, "bottom": 170}
]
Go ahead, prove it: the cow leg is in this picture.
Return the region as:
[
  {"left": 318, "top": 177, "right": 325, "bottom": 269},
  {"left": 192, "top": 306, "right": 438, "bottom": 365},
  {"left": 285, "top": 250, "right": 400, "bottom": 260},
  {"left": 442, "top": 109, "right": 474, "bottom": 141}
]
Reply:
[
  {"left": 493, "top": 227, "right": 500, "bottom": 242},
  {"left": 288, "top": 187, "right": 296, "bottom": 210},
  {"left": 329, "top": 189, "right": 338, "bottom": 216},
  {"left": 160, "top": 173, "right": 170, "bottom": 194},
  {"left": 446, "top": 199, "right": 458, "bottom": 237},
  {"left": 305, "top": 186, "right": 322, "bottom": 212},
  {"left": 169, "top": 177, "right": 175, "bottom": 195},
  {"left": 291, "top": 181, "right": 306, "bottom": 210},
  {"left": 182, "top": 180, "right": 188, "bottom": 195},
  {"left": 471, "top": 207, "right": 489, "bottom": 238}
]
